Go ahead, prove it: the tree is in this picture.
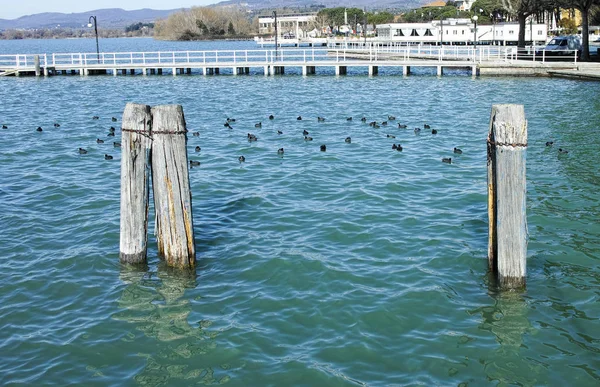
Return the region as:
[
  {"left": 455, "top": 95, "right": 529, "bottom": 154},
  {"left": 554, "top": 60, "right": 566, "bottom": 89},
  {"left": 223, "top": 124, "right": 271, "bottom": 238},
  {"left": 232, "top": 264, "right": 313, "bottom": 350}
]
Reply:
[
  {"left": 567, "top": 0, "right": 600, "bottom": 60},
  {"left": 367, "top": 11, "right": 395, "bottom": 28},
  {"left": 154, "top": 6, "right": 253, "bottom": 40},
  {"left": 317, "top": 7, "right": 367, "bottom": 33},
  {"left": 501, "top": 0, "right": 549, "bottom": 47},
  {"left": 472, "top": 0, "right": 509, "bottom": 21}
]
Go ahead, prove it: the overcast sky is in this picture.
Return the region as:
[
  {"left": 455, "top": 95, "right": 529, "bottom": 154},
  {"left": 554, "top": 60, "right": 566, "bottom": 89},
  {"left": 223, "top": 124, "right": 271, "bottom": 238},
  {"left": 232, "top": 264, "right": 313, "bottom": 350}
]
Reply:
[{"left": 0, "top": 1, "right": 217, "bottom": 20}]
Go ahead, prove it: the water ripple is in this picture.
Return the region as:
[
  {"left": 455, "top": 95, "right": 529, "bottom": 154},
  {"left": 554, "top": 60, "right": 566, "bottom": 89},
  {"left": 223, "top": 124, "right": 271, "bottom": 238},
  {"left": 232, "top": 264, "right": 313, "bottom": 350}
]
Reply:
[{"left": 0, "top": 47, "right": 599, "bottom": 385}]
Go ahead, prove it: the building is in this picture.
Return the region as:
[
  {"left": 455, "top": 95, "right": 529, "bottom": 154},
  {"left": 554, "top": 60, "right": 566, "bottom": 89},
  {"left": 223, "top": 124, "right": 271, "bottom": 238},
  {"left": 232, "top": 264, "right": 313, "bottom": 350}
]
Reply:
[
  {"left": 376, "top": 19, "right": 547, "bottom": 45},
  {"left": 257, "top": 13, "right": 317, "bottom": 39},
  {"left": 454, "top": 0, "right": 476, "bottom": 11}
]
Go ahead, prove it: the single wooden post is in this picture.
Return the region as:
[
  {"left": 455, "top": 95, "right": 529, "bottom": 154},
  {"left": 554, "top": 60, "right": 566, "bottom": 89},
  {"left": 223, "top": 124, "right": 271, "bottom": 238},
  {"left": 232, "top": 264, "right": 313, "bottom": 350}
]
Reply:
[
  {"left": 487, "top": 104, "right": 527, "bottom": 289},
  {"left": 34, "top": 55, "right": 41, "bottom": 77},
  {"left": 150, "top": 105, "right": 196, "bottom": 269},
  {"left": 120, "top": 103, "right": 153, "bottom": 264}
]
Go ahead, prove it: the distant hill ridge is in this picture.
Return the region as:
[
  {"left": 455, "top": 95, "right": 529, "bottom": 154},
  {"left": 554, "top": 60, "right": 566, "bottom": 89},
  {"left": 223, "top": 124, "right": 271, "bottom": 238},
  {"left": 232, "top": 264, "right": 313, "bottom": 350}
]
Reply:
[
  {"left": 0, "top": 8, "right": 182, "bottom": 30},
  {"left": 216, "top": 0, "right": 423, "bottom": 10},
  {"left": 0, "top": 1, "right": 426, "bottom": 30}
]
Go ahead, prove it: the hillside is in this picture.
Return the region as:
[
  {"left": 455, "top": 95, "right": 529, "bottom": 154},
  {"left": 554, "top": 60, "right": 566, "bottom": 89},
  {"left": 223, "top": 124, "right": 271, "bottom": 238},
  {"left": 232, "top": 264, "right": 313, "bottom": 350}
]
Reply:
[
  {"left": 0, "top": 1, "right": 427, "bottom": 31},
  {"left": 215, "top": 0, "right": 424, "bottom": 11},
  {"left": 0, "top": 8, "right": 181, "bottom": 30}
]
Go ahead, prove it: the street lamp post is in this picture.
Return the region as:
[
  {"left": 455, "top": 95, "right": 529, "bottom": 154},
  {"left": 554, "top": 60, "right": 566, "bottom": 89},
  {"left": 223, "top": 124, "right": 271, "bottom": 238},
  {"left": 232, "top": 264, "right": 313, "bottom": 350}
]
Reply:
[
  {"left": 272, "top": 11, "right": 278, "bottom": 60},
  {"left": 88, "top": 16, "right": 99, "bottom": 63},
  {"left": 364, "top": 12, "right": 367, "bottom": 46},
  {"left": 472, "top": 15, "right": 478, "bottom": 45}
]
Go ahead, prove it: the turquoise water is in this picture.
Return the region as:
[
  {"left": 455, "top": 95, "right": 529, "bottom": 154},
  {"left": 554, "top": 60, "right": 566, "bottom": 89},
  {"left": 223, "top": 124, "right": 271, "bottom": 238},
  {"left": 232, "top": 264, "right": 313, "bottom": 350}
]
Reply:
[{"left": 1, "top": 39, "right": 599, "bottom": 386}]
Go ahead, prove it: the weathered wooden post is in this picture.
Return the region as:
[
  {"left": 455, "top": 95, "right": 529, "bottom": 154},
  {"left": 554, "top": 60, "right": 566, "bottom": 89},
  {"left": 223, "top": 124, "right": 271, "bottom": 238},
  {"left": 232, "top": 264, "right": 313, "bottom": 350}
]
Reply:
[
  {"left": 487, "top": 104, "right": 527, "bottom": 289},
  {"left": 151, "top": 105, "right": 196, "bottom": 269},
  {"left": 34, "top": 55, "right": 41, "bottom": 77},
  {"left": 119, "top": 103, "right": 153, "bottom": 264}
]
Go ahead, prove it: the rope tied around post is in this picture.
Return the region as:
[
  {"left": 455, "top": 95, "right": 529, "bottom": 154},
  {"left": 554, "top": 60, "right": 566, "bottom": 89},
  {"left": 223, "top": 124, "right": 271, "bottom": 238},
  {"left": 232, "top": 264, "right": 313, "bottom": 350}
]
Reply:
[
  {"left": 122, "top": 127, "right": 188, "bottom": 140},
  {"left": 486, "top": 138, "right": 528, "bottom": 148}
]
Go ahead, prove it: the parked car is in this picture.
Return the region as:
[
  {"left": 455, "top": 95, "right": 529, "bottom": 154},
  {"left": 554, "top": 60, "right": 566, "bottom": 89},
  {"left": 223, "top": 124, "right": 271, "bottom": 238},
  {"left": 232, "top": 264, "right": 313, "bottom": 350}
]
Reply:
[
  {"left": 537, "top": 35, "right": 582, "bottom": 56},
  {"left": 589, "top": 36, "right": 600, "bottom": 56}
]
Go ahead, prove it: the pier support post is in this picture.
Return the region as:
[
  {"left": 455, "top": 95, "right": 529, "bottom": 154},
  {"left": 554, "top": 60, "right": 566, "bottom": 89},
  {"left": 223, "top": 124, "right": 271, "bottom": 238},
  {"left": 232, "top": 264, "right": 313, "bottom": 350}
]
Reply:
[
  {"left": 119, "top": 103, "right": 153, "bottom": 264},
  {"left": 150, "top": 105, "right": 196, "bottom": 269},
  {"left": 302, "top": 66, "right": 307, "bottom": 76},
  {"left": 112, "top": 69, "right": 117, "bottom": 77},
  {"left": 472, "top": 65, "right": 478, "bottom": 77},
  {"left": 172, "top": 68, "right": 177, "bottom": 76},
  {"left": 264, "top": 66, "right": 270, "bottom": 76},
  {"left": 437, "top": 66, "right": 443, "bottom": 76},
  {"left": 403, "top": 66, "right": 410, "bottom": 76},
  {"left": 368, "top": 65, "right": 378, "bottom": 76},
  {"left": 487, "top": 104, "right": 527, "bottom": 289},
  {"left": 336, "top": 66, "right": 347, "bottom": 76},
  {"left": 34, "top": 55, "right": 41, "bottom": 77}
]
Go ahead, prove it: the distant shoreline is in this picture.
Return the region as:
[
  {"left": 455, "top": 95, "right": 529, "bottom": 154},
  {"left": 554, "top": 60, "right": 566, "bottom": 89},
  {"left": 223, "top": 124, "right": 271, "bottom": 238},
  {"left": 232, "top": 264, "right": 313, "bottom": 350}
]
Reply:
[{"left": 0, "top": 35, "right": 256, "bottom": 42}]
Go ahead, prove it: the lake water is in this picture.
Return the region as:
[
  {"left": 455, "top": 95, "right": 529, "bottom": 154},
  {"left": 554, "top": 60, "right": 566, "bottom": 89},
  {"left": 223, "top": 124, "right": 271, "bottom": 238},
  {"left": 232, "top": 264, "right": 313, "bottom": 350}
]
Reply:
[{"left": 1, "top": 38, "right": 599, "bottom": 386}]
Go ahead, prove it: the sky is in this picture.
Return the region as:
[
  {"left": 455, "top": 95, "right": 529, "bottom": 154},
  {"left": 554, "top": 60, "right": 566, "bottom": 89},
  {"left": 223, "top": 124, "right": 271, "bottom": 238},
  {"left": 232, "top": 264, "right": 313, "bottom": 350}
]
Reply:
[{"left": 0, "top": 0, "right": 217, "bottom": 20}]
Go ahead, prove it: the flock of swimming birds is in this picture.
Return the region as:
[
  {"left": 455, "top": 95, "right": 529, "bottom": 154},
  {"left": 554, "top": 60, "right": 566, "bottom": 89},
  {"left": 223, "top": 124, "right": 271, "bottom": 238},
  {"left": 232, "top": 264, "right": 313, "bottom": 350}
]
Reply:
[
  {"left": 2, "top": 113, "right": 569, "bottom": 164},
  {"left": 188, "top": 114, "right": 464, "bottom": 167}
]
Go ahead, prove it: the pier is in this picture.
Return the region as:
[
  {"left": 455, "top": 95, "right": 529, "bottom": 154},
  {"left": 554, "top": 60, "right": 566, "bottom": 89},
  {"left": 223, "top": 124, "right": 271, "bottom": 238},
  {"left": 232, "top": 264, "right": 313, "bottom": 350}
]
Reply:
[{"left": 0, "top": 46, "right": 588, "bottom": 78}]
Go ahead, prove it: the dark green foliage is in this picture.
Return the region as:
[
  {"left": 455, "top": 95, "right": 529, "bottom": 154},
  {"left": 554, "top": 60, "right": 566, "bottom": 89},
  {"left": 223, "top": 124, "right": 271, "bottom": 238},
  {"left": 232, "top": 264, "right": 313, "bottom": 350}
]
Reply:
[
  {"left": 125, "top": 22, "right": 154, "bottom": 33},
  {"left": 401, "top": 6, "right": 471, "bottom": 22},
  {"left": 197, "top": 20, "right": 209, "bottom": 35}
]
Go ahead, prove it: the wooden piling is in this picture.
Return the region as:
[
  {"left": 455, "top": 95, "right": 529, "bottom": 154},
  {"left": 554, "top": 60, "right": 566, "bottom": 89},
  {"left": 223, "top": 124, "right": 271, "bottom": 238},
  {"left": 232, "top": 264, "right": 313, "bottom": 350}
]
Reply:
[
  {"left": 150, "top": 105, "right": 196, "bottom": 269},
  {"left": 34, "top": 55, "right": 41, "bottom": 77},
  {"left": 487, "top": 104, "right": 527, "bottom": 289},
  {"left": 119, "top": 103, "right": 153, "bottom": 264}
]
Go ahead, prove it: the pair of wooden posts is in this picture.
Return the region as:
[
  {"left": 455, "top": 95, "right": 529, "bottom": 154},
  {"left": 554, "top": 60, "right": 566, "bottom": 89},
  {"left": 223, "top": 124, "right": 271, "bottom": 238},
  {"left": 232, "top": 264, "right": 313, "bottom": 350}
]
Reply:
[{"left": 119, "top": 103, "right": 196, "bottom": 269}]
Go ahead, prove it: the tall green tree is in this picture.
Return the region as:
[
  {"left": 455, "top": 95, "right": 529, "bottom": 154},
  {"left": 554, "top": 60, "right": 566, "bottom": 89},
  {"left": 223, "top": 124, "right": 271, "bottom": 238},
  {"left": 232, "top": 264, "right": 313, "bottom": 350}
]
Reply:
[
  {"left": 567, "top": 0, "right": 600, "bottom": 59},
  {"left": 317, "top": 7, "right": 365, "bottom": 31},
  {"left": 367, "top": 11, "right": 395, "bottom": 27}
]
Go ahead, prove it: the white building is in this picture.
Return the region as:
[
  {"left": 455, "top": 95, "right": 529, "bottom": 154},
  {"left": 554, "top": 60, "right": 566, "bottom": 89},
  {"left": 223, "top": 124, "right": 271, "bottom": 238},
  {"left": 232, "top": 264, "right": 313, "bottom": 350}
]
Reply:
[
  {"left": 454, "top": 0, "right": 476, "bottom": 11},
  {"left": 376, "top": 19, "right": 547, "bottom": 45},
  {"left": 258, "top": 13, "right": 317, "bottom": 39}
]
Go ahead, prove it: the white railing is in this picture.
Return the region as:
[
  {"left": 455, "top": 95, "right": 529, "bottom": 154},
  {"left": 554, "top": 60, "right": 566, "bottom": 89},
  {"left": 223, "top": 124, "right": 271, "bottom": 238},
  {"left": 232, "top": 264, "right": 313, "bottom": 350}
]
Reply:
[
  {"left": 0, "top": 53, "right": 48, "bottom": 68},
  {"left": 500, "top": 46, "right": 579, "bottom": 64},
  {"left": 0, "top": 47, "right": 581, "bottom": 70}
]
